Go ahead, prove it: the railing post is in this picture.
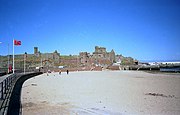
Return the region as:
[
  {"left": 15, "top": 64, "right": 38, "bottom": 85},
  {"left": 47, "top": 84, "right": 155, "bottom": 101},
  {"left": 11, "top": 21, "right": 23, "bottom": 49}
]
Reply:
[
  {"left": 1, "top": 82, "right": 3, "bottom": 99},
  {"left": 7, "top": 76, "right": 11, "bottom": 88},
  {"left": 13, "top": 74, "right": 15, "bottom": 81},
  {"left": 5, "top": 79, "right": 7, "bottom": 94},
  {"left": 9, "top": 76, "right": 11, "bottom": 86},
  {"left": 10, "top": 76, "right": 12, "bottom": 85},
  {"left": 6, "top": 79, "right": 8, "bottom": 92}
]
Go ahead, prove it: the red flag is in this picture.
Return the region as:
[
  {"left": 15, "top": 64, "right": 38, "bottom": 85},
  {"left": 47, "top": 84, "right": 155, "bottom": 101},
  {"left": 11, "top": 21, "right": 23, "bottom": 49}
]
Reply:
[{"left": 14, "top": 40, "right": 21, "bottom": 45}]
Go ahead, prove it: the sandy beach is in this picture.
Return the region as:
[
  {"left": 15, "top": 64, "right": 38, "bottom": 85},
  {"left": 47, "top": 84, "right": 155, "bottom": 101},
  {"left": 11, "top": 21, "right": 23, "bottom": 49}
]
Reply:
[{"left": 21, "top": 71, "right": 180, "bottom": 115}]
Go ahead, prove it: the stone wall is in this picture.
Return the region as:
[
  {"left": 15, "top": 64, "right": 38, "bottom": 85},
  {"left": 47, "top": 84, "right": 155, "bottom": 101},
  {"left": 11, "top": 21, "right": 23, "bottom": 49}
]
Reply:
[{"left": 79, "top": 46, "right": 116, "bottom": 66}]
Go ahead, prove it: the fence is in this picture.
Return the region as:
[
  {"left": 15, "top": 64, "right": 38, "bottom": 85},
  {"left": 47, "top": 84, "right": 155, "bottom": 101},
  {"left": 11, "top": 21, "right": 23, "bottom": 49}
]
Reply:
[
  {"left": 0, "top": 74, "right": 19, "bottom": 115},
  {"left": 0, "top": 67, "right": 36, "bottom": 74},
  {"left": 0, "top": 72, "right": 43, "bottom": 115}
]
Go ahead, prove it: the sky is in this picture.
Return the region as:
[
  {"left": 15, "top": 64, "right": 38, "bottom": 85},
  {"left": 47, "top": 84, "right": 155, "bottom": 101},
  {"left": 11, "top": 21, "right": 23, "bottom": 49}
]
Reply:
[{"left": 0, "top": 0, "right": 180, "bottom": 61}]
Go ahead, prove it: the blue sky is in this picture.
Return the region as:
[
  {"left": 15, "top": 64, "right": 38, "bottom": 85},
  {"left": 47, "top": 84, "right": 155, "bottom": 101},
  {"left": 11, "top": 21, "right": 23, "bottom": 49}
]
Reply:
[{"left": 0, "top": 0, "right": 180, "bottom": 61}]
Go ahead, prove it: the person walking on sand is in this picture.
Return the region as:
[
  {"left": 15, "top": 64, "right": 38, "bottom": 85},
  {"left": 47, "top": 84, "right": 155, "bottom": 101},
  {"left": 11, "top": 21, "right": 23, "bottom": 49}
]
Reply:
[
  {"left": 59, "top": 70, "right": 61, "bottom": 75},
  {"left": 67, "top": 70, "right": 69, "bottom": 75}
]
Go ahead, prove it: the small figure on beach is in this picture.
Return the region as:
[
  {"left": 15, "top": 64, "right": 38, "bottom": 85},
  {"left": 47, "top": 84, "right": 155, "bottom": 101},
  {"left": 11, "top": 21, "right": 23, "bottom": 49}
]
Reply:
[
  {"left": 67, "top": 70, "right": 69, "bottom": 75},
  {"left": 59, "top": 70, "right": 61, "bottom": 75}
]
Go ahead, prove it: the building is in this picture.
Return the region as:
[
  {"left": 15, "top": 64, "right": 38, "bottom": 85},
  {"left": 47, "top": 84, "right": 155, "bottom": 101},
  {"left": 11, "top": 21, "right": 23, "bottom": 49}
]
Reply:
[
  {"left": 33, "top": 47, "right": 60, "bottom": 62},
  {"left": 79, "top": 46, "right": 116, "bottom": 67},
  {"left": 92, "top": 46, "right": 115, "bottom": 62},
  {"left": 79, "top": 52, "right": 90, "bottom": 65}
]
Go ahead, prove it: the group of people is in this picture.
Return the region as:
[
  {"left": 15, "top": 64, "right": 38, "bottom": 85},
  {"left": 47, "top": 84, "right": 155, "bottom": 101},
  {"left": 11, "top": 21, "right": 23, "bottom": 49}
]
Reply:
[
  {"left": 46, "top": 70, "right": 69, "bottom": 76},
  {"left": 59, "top": 70, "right": 69, "bottom": 75}
]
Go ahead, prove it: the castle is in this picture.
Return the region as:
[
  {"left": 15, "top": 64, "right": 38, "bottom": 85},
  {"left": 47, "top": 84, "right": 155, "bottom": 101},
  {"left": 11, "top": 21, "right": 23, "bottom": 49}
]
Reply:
[
  {"left": 33, "top": 47, "right": 60, "bottom": 66},
  {"left": 93, "top": 46, "right": 115, "bottom": 62},
  {"left": 0, "top": 46, "right": 136, "bottom": 72},
  {"left": 0, "top": 47, "right": 60, "bottom": 70},
  {"left": 79, "top": 46, "right": 115, "bottom": 67}
]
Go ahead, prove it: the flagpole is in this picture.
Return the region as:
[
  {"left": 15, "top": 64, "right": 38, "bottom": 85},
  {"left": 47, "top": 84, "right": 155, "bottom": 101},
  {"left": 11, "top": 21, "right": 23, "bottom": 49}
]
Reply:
[
  {"left": 13, "top": 39, "right": 14, "bottom": 74},
  {"left": 24, "top": 52, "right": 27, "bottom": 74},
  {"left": 8, "top": 43, "right": 9, "bottom": 73},
  {"left": 24, "top": 54, "right": 25, "bottom": 74}
]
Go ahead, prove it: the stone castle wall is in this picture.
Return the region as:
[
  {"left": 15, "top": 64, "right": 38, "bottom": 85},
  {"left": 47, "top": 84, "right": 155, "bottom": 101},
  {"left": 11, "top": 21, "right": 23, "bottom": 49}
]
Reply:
[{"left": 79, "top": 46, "right": 115, "bottom": 67}]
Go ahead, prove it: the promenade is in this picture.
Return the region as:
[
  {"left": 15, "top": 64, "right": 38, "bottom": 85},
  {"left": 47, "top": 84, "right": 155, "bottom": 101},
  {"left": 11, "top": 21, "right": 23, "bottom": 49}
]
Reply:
[{"left": 21, "top": 71, "right": 180, "bottom": 115}]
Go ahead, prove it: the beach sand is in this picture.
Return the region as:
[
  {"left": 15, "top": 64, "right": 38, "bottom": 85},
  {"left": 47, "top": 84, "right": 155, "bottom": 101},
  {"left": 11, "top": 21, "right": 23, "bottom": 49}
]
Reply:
[{"left": 21, "top": 71, "right": 180, "bottom": 115}]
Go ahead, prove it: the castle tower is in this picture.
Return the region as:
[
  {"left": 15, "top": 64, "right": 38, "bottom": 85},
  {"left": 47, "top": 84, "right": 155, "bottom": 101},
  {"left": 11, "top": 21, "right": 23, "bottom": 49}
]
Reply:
[
  {"left": 110, "top": 49, "right": 115, "bottom": 63},
  {"left": 79, "top": 52, "right": 89, "bottom": 65},
  {"left": 34, "top": 47, "right": 38, "bottom": 54},
  {"left": 95, "top": 46, "right": 99, "bottom": 52}
]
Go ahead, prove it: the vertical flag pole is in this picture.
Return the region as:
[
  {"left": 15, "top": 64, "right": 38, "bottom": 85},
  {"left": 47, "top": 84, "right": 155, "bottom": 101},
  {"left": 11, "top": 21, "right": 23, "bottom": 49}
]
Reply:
[
  {"left": 24, "top": 54, "right": 25, "bottom": 74},
  {"left": 24, "top": 52, "right": 26, "bottom": 74},
  {"left": 13, "top": 39, "right": 14, "bottom": 74},
  {"left": 8, "top": 43, "right": 9, "bottom": 73}
]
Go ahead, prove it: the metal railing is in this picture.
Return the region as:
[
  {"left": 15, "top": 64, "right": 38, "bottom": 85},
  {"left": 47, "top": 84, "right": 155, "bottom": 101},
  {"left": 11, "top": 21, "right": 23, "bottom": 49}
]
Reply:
[
  {"left": 0, "top": 74, "right": 19, "bottom": 115},
  {"left": 0, "top": 72, "right": 43, "bottom": 115}
]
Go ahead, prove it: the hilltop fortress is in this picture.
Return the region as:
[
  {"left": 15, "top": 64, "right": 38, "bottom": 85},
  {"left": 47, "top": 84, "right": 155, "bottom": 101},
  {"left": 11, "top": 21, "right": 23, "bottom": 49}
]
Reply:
[{"left": 0, "top": 46, "right": 136, "bottom": 72}]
